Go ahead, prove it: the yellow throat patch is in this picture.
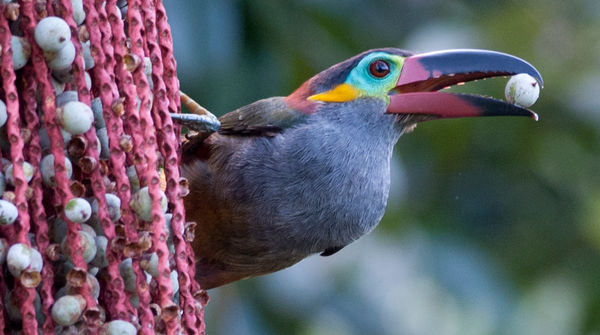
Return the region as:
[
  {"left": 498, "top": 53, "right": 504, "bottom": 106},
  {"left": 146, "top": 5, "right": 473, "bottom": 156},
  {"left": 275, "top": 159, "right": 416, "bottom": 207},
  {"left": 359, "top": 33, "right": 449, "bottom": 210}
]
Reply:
[{"left": 308, "top": 83, "right": 361, "bottom": 103}]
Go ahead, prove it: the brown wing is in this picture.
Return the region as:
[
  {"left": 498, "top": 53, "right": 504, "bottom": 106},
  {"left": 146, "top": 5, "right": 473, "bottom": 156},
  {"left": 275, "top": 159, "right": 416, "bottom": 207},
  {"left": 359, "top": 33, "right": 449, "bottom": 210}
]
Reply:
[
  {"left": 181, "top": 96, "right": 307, "bottom": 164},
  {"left": 180, "top": 96, "right": 310, "bottom": 288}
]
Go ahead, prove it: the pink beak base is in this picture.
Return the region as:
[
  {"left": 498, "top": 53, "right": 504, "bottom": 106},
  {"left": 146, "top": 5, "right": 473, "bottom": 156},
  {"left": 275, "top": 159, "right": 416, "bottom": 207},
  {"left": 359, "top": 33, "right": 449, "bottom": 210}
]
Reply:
[{"left": 386, "top": 92, "right": 538, "bottom": 120}]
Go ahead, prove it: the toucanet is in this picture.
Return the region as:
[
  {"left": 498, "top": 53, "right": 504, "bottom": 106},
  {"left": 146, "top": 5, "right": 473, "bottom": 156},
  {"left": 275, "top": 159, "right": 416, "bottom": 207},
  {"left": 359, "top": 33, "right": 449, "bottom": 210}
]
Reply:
[{"left": 173, "top": 48, "right": 543, "bottom": 289}]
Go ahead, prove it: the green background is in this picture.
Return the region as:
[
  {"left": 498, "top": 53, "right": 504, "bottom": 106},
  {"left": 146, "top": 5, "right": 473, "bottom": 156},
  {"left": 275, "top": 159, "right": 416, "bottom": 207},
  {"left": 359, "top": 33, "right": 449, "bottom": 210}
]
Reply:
[{"left": 164, "top": 1, "right": 600, "bottom": 334}]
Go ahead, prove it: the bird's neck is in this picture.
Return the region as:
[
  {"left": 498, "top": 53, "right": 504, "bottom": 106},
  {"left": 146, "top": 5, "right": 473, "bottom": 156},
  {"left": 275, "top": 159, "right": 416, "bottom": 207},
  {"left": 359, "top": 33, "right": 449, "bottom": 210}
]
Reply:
[
  {"left": 312, "top": 98, "right": 403, "bottom": 143},
  {"left": 273, "top": 98, "right": 404, "bottom": 250}
]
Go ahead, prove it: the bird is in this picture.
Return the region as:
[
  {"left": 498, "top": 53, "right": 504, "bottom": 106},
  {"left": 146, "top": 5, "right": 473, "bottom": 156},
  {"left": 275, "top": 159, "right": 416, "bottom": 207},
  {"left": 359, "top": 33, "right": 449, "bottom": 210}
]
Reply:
[{"left": 174, "top": 48, "right": 543, "bottom": 289}]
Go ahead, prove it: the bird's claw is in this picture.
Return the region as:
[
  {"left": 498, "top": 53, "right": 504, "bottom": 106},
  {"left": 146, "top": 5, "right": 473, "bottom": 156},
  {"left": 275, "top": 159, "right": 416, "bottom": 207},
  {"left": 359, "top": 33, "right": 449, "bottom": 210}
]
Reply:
[
  {"left": 173, "top": 90, "right": 221, "bottom": 133},
  {"left": 170, "top": 112, "right": 221, "bottom": 133}
]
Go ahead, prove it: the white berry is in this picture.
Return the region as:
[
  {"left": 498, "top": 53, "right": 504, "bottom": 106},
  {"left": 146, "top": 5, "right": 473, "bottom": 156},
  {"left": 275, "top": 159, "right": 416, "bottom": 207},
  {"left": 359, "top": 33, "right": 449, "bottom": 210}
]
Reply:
[
  {"left": 66, "top": 272, "right": 100, "bottom": 299},
  {"left": 51, "top": 76, "right": 66, "bottom": 94},
  {"left": 82, "top": 41, "right": 95, "bottom": 70},
  {"left": 51, "top": 294, "right": 86, "bottom": 326},
  {"left": 6, "top": 243, "right": 43, "bottom": 278},
  {"left": 90, "top": 235, "right": 108, "bottom": 268},
  {"left": 141, "top": 252, "right": 158, "bottom": 277},
  {"left": 0, "top": 99, "right": 6, "bottom": 128},
  {"left": 91, "top": 97, "right": 105, "bottom": 128},
  {"left": 61, "top": 230, "right": 97, "bottom": 263},
  {"left": 4, "top": 161, "right": 35, "bottom": 185},
  {"left": 80, "top": 222, "right": 97, "bottom": 238},
  {"left": 11, "top": 36, "right": 31, "bottom": 70},
  {"left": 92, "top": 193, "right": 121, "bottom": 222},
  {"left": 96, "top": 127, "right": 110, "bottom": 159},
  {"left": 64, "top": 197, "right": 92, "bottom": 223},
  {"left": 71, "top": 0, "right": 86, "bottom": 25},
  {"left": 34, "top": 16, "right": 71, "bottom": 52},
  {"left": 170, "top": 270, "right": 179, "bottom": 295},
  {"left": 0, "top": 199, "right": 18, "bottom": 225},
  {"left": 102, "top": 320, "right": 137, "bottom": 335},
  {"left": 126, "top": 166, "right": 140, "bottom": 193},
  {"left": 56, "top": 90, "right": 79, "bottom": 106},
  {"left": 119, "top": 258, "right": 137, "bottom": 293},
  {"left": 46, "top": 40, "right": 76, "bottom": 70},
  {"left": 129, "top": 186, "right": 168, "bottom": 222},
  {"left": 58, "top": 101, "right": 94, "bottom": 135},
  {"left": 505, "top": 73, "right": 540, "bottom": 108},
  {"left": 40, "top": 154, "right": 73, "bottom": 187},
  {"left": 84, "top": 71, "right": 92, "bottom": 90}
]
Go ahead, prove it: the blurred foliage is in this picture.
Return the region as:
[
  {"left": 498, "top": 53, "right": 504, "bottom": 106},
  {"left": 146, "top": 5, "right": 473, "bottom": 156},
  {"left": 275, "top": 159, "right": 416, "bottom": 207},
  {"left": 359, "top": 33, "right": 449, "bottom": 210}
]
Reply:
[{"left": 164, "top": 0, "right": 600, "bottom": 334}]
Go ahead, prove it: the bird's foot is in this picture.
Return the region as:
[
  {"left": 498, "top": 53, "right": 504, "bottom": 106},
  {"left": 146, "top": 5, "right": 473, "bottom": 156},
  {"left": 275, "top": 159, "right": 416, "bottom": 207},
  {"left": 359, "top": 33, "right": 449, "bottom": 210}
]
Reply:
[
  {"left": 170, "top": 112, "right": 220, "bottom": 133},
  {"left": 171, "top": 91, "right": 221, "bottom": 133}
]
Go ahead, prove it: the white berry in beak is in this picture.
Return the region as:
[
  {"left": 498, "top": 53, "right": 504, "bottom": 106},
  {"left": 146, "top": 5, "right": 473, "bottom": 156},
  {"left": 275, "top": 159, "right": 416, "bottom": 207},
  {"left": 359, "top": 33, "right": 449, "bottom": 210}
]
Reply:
[{"left": 505, "top": 73, "right": 540, "bottom": 108}]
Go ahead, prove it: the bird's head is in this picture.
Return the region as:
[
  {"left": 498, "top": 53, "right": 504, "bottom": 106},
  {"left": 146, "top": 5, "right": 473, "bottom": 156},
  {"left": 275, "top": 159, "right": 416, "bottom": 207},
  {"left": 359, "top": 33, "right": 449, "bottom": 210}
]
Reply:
[{"left": 285, "top": 48, "right": 543, "bottom": 124}]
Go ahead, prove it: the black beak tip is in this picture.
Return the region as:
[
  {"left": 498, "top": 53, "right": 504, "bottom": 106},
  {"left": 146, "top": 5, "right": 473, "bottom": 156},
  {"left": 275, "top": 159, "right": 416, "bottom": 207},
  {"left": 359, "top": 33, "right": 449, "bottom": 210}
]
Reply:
[{"left": 522, "top": 64, "right": 544, "bottom": 89}]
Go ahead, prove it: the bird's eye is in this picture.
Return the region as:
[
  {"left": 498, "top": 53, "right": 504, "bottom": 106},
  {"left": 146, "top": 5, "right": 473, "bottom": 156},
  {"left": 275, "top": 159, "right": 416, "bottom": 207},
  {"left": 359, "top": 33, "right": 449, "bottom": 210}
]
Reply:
[{"left": 369, "top": 60, "right": 390, "bottom": 78}]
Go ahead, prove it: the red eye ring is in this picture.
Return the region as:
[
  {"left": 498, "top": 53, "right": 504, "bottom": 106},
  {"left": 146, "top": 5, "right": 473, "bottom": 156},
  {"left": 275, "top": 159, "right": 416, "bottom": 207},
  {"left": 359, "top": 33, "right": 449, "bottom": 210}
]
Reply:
[{"left": 369, "top": 60, "right": 390, "bottom": 78}]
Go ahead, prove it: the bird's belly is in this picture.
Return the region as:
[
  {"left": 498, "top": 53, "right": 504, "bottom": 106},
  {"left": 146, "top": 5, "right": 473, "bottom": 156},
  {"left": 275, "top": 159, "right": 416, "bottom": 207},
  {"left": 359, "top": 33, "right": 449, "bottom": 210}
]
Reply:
[
  {"left": 289, "top": 170, "right": 389, "bottom": 252},
  {"left": 237, "top": 148, "right": 392, "bottom": 256}
]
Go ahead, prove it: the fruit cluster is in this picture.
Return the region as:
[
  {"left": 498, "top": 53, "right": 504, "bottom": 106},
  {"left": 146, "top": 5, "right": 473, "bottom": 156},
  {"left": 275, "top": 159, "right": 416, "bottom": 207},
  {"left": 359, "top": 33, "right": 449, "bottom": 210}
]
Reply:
[{"left": 0, "top": 1, "right": 205, "bottom": 334}]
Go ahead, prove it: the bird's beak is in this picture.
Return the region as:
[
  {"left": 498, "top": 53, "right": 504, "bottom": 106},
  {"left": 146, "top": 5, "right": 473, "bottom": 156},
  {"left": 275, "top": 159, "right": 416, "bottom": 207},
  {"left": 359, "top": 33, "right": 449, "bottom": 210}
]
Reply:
[{"left": 386, "top": 49, "right": 543, "bottom": 120}]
